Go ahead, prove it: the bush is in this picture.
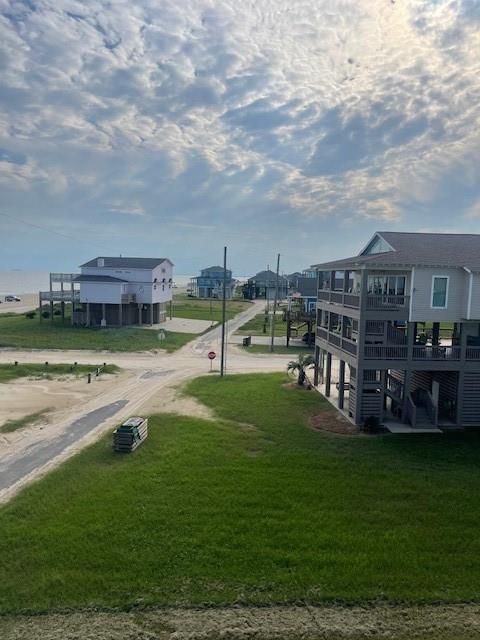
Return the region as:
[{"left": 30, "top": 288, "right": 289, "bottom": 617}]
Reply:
[
  {"left": 363, "top": 415, "right": 380, "bottom": 434},
  {"left": 25, "top": 311, "right": 36, "bottom": 319},
  {"left": 41, "top": 311, "right": 50, "bottom": 319},
  {"left": 53, "top": 309, "right": 61, "bottom": 316}
]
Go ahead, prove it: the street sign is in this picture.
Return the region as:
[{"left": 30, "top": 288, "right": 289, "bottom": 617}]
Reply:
[{"left": 208, "top": 351, "right": 216, "bottom": 360}]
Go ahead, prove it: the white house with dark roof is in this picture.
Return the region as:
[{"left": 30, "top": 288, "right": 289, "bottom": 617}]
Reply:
[
  {"left": 40, "top": 257, "right": 173, "bottom": 327},
  {"left": 312, "top": 231, "right": 480, "bottom": 431}
]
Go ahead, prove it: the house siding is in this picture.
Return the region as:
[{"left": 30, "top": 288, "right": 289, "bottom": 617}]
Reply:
[
  {"left": 469, "top": 274, "right": 480, "bottom": 319},
  {"left": 410, "top": 267, "right": 467, "bottom": 322}
]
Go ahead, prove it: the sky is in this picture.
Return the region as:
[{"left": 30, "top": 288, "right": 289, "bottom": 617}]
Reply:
[{"left": 1, "top": 0, "right": 480, "bottom": 276}]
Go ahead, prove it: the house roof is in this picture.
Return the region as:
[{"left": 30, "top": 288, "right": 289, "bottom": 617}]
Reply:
[
  {"left": 80, "top": 257, "right": 172, "bottom": 269},
  {"left": 201, "top": 265, "right": 229, "bottom": 272},
  {"left": 312, "top": 232, "right": 480, "bottom": 272},
  {"left": 249, "top": 270, "right": 288, "bottom": 282},
  {"left": 73, "top": 275, "right": 128, "bottom": 283}
]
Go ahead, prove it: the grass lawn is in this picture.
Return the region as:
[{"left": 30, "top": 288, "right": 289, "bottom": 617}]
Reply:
[
  {"left": 239, "top": 344, "right": 314, "bottom": 355},
  {"left": 0, "top": 362, "right": 119, "bottom": 383},
  {"left": 2, "top": 374, "right": 480, "bottom": 612},
  {"left": 172, "top": 293, "right": 252, "bottom": 322},
  {"left": 235, "top": 312, "right": 287, "bottom": 336},
  {"left": 0, "top": 314, "right": 195, "bottom": 352}
]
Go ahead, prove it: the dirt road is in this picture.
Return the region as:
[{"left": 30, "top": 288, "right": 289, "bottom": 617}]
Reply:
[{"left": 0, "top": 301, "right": 297, "bottom": 503}]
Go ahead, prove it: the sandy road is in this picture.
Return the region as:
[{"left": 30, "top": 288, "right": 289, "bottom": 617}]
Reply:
[{"left": 0, "top": 301, "right": 296, "bottom": 503}]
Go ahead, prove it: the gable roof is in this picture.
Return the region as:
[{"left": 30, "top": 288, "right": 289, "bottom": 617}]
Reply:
[
  {"left": 201, "top": 265, "right": 228, "bottom": 272},
  {"left": 249, "top": 270, "right": 288, "bottom": 282},
  {"left": 73, "top": 275, "right": 128, "bottom": 283},
  {"left": 80, "top": 257, "right": 172, "bottom": 269},
  {"left": 312, "top": 232, "right": 480, "bottom": 272}
]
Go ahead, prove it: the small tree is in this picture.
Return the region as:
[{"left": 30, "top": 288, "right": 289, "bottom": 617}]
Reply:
[{"left": 287, "top": 353, "right": 315, "bottom": 386}]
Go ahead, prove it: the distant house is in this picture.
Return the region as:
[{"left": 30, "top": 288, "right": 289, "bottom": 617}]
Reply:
[
  {"left": 189, "top": 266, "right": 234, "bottom": 299},
  {"left": 243, "top": 270, "right": 289, "bottom": 300},
  {"left": 41, "top": 257, "right": 174, "bottom": 327},
  {"left": 290, "top": 276, "right": 317, "bottom": 313}
]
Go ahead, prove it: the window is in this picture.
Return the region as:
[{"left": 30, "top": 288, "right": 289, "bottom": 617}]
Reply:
[
  {"left": 431, "top": 276, "right": 449, "bottom": 308},
  {"left": 368, "top": 275, "right": 406, "bottom": 295}
]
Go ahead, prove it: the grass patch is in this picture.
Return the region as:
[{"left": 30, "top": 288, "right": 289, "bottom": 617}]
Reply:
[
  {"left": 172, "top": 293, "right": 252, "bottom": 322},
  {"left": 0, "top": 314, "right": 194, "bottom": 352},
  {"left": 240, "top": 345, "right": 314, "bottom": 355},
  {"left": 2, "top": 373, "right": 480, "bottom": 612},
  {"left": 0, "top": 410, "right": 51, "bottom": 434},
  {"left": 0, "top": 363, "right": 119, "bottom": 383},
  {"left": 235, "top": 312, "right": 287, "bottom": 336}
]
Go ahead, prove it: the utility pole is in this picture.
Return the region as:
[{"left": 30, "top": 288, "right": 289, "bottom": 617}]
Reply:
[
  {"left": 270, "top": 253, "right": 280, "bottom": 353},
  {"left": 220, "top": 246, "right": 227, "bottom": 376}
]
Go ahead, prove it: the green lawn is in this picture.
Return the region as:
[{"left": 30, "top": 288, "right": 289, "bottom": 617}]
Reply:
[
  {"left": 172, "top": 293, "right": 252, "bottom": 322},
  {"left": 2, "top": 373, "right": 480, "bottom": 612},
  {"left": 235, "top": 312, "right": 287, "bottom": 336},
  {"left": 0, "top": 314, "right": 195, "bottom": 352},
  {"left": 239, "top": 344, "right": 314, "bottom": 355},
  {"left": 0, "top": 362, "right": 119, "bottom": 383}
]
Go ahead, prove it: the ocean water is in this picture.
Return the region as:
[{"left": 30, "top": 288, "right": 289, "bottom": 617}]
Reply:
[{"left": 0, "top": 271, "right": 193, "bottom": 296}]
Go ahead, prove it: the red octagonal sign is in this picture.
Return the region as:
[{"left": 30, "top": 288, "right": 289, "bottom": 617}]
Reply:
[{"left": 208, "top": 351, "right": 216, "bottom": 360}]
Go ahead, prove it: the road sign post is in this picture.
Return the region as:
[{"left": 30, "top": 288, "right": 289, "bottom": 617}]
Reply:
[{"left": 208, "top": 350, "right": 216, "bottom": 371}]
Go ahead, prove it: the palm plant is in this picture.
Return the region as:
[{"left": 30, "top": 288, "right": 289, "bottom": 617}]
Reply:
[{"left": 287, "top": 353, "right": 315, "bottom": 386}]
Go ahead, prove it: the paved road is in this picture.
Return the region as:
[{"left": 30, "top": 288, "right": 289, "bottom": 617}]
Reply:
[{"left": 0, "top": 300, "right": 298, "bottom": 503}]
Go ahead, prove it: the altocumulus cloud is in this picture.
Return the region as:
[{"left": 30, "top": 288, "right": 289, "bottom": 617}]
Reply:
[{"left": 1, "top": 0, "right": 480, "bottom": 270}]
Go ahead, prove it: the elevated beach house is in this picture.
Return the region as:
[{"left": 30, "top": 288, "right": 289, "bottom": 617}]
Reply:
[
  {"left": 312, "top": 232, "right": 480, "bottom": 430},
  {"left": 41, "top": 257, "right": 173, "bottom": 327},
  {"left": 189, "top": 265, "right": 234, "bottom": 299},
  {"left": 243, "top": 270, "right": 289, "bottom": 300}
]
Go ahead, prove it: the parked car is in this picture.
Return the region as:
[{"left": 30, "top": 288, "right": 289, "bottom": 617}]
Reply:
[
  {"left": 5, "top": 295, "right": 21, "bottom": 302},
  {"left": 302, "top": 331, "right": 315, "bottom": 344}
]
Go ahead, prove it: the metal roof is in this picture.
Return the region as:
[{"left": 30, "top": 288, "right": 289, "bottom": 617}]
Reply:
[
  {"left": 80, "top": 257, "right": 172, "bottom": 269},
  {"left": 312, "top": 231, "right": 480, "bottom": 271},
  {"left": 249, "top": 270, "right": 288, "bottom": 282},
  {"left": 73, "top": 275, "right": 128, "bottom": 283}
]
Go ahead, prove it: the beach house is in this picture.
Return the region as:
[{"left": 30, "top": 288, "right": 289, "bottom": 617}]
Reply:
[
  {"left": 312, "top": 232, "right": 480, "bottom": 430},
  {"left": 189, "top": 265, "right": 234, "bottom": 299},
  {"left": 41, "top": 257, "right": 173, "bottom": 327}
]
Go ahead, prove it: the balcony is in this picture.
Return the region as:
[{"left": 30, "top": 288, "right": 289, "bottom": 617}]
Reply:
[
  {"left": 366, "top": 294, "right": 409, "bottom": 310},
  {"left": 317, "top": 290, "right": 409, "bottom": 311},
  {"left": 364, "top": 345, "right": 462, "bottom": 361},
  {"left": 317, "top": 290, "right": 359, "bottom": 309},
  {"left": 316, "top": 327, "right": 358, "bottom": 356}
]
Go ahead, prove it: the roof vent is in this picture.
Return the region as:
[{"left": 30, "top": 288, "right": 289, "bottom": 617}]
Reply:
[{"left": 97, "top": 258, "right": 105, "bottom": 267}]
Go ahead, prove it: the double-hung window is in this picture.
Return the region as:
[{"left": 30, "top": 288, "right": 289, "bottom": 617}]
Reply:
[{"left": 431, "top": 276, "right": 449, "bottom": 308}]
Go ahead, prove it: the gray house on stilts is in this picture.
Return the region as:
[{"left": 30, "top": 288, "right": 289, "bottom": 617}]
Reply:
[{"left": 312, "top": 232, "right": 480, "bottom": 431}]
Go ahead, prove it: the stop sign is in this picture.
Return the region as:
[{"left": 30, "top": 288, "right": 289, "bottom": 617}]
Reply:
[{"left": 208, "top": 351, "right": 216, "bottom": 360}]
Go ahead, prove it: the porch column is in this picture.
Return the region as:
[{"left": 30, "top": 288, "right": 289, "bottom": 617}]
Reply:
[
  {"left": 343, "top": 270, "right": 350, "bottom": 292},
  {"left": 86, "top": 303, "right": 90, "bottom": 327},
  {"left": 401, "top": 369, "right": 412, "bottom": 423},
  {"left": 102, "top": 303, "right": 106, "bottom": 326},
  {"left": 118, "top": 303, "right": 123, "bottom": 327},
  {"left": 138, "top": 304, "right": 142, "bottom": 325},
  {"left": 39, "top": 292, "right": 42, "bottom": 323},
  {"left": 313, "top": 345, "right": 320, "bottom": 386},
  {"left": 432, "top": 322, "right": 440, "bottom": 346},
  {"left": 338, "top": 360, "right": 345, "bottom": 409},
  {"left": 49, "top": 274, "right": 53, "bottom": 324},
  {"left": 150, "top": 303, "right": 154, "bottom": 326},
  {"left": 325, "top": 352, "right": 332, "bottom": 397},
  {"left": 61, "top": 301, "right": 65, "bottom": 326}
]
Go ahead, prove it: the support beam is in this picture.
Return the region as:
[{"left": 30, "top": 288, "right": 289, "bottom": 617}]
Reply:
[
  {"left": 338, "top": 360, "right": 345, "bottom": 409},
  {"left": 325, "top": 352, "right": 332, "bottom": 398},
  {"left": 432, "top": 322, "right": 440, "bottom": 346},
  {"left": 150, "top": 303, "right": 154, "bottom": 326},
  {"left": 86, "top": 303, "right": 90, "bottom": 327},
  {"left": 313, "top": 345, "right": 320, "bottom": 386},
  {"left": 138, "top": 304, "right": 142, "bottom": 326},
  {"left": 119, "top": 303, "right": 123, "bottom": 327},
  {"left": 39, "top": 292, "right": 42, "bottom": 323},
  {"left": 102, "top": 303, "right": 106, "bottom": 327}
]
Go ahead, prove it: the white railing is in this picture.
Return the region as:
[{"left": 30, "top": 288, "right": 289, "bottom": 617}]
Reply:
[
  {"left": 317, "top": 290, "right": 360, "bottom": 309},
  {"left": 40, "top": 290, "right": 80, "bottom": 301}
]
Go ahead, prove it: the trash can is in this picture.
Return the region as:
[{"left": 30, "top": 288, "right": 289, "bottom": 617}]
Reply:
[{"left": 243, "top": 336, "right": 252, "bottom": 347}]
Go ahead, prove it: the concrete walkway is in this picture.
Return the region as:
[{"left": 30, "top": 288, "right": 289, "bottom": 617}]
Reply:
[{"left": 157, "top": 317, "right": 217, "bottom": 334}]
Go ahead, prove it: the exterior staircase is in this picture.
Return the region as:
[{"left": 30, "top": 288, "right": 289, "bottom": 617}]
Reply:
[{"left": 407, "top": 389, "right": 438, "bottom": 428}]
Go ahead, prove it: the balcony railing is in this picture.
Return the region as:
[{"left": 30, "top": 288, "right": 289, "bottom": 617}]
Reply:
[
  {"left": 466, "top": 347, "right": 480, "bottom": 361},
  {"left": 386, "top": 374, "right": 404, "bottom": 399},
  {"left": 412, "top": 346, "right": 461, "bottom": 360},
  {"left": 317, "top": 290, "right": 360, "bottom": 309},
  {"left": 40, "top": 290, "right": 80, "bottom": 301},
  {"left": 316, "top": 328, "right": 358, "bottom": 356},
  {"left": 318, "top": 291, "right": 408, "bottom": 311},
  {"left": 366, "top": 294, "right": 409, "bottom": 309},
  {"left": 365, "top": 345, "right": 408, "bottom": 360}
]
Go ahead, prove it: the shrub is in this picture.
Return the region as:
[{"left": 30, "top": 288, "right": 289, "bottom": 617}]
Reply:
[
  {"left": 25, "top": 311, "right": 36, "bottom": 319},
  {"left": 41, "top": 311, "right": 50, "bottom": 319},
  {"left": 363, "top": 415, "right": 380, "bottom": 434},
  {"left": 53, "top": 309, "right": 61, "bottom": 316}
]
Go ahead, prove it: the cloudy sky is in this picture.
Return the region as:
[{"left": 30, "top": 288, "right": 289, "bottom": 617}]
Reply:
[{"left": 1, "top": 0, "right": 480, "bottom": 275}]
